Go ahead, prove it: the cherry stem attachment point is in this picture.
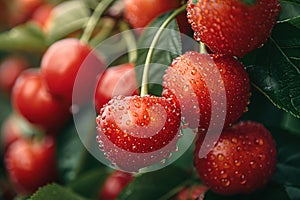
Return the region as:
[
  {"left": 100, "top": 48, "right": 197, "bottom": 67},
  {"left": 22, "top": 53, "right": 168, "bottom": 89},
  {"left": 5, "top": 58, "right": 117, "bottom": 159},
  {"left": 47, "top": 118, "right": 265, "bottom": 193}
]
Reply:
[
  {"left": 140, "top": 4, "right": 187, "bottom": 97},
  {"left": 80, "top": 0, "right": 115, "bottom": 44}
]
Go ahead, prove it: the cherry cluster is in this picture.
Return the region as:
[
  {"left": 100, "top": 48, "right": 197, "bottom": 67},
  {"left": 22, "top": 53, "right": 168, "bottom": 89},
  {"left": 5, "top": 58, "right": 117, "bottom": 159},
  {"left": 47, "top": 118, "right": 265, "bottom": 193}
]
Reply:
[{"left": 0, "top": 0, "right": 283, "bottom": 199}]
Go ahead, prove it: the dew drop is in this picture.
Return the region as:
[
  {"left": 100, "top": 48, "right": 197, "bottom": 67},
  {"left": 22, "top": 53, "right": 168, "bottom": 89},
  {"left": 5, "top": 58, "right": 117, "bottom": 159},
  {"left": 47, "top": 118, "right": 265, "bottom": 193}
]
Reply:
[
  {"left": 134, "top": 102, "right": 141, "bottom": 108},
  {"left": 217, "top": 154, "right": 224, "bottom": 161},
  {"left": 249, "top": 160, "right": 256, "bottom": 168},
  {"left": 234, "top": 159, "right": 241, "bottom": 166},
  {"left": 231, "top": 137, "right": 238, "bottom": 144},
  {"left": 224, "top": 162, "right": 230, "bottom": 169},
  {"left": 160, "top": 159, "right": 166, "bottom": 164},
  {"left": 183, "top": 85, "right": 189, "bottom": 92},
  {"left": 221, "top": 178, "right": 231, "bottom": 187},
  {"left": 258, "top": 153, "right": 266, "bottom": 161},
  {"left": 191, "top": 68, "right": 197, "bottom": 75},
  {"left": 240, "top": 174, "right": 247, "bottom": 185},
  {"left": 255, "top": 138, "right": 264, "bottom": 145}
]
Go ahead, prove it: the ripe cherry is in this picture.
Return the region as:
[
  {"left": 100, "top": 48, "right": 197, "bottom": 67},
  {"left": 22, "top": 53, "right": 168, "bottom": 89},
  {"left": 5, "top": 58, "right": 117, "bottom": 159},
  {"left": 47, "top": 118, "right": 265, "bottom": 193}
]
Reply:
[
  {"left": 0, "top": 55, "right": 29, "bottom": 94},
  {"left": 5, "top": 136, "right": 57, "bottom": 195},
  {"left": 94, "top": 63, "right": 138, "bottom": 114},
  {"left": 99, "top": 171, "right": 133, "bottom": 200},
  {"left": 194, "top": 121, "right": 277, "bottom": 195},
  {"left": 41, "top": 38, "right": 106, "bottom": 105},
  {"left": 163, "top": 51, "right": 250, "bottom": 130},
  {"left": 12, "top": 69, "right": 70, "bottom": 131},
  {"left": 96, "top": 95, "right": 181, "bottom": 172}
]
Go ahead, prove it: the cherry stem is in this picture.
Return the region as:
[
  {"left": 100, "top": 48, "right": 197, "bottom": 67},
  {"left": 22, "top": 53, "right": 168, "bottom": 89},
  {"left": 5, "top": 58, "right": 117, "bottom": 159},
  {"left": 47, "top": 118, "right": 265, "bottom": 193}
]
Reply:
[
  {"left": 200, "top": 42, "right": 208, "bottom": 54},
  {"left": 119, "top": 21, "right": 138, "bottom": 63},
  {"left": 80, "top": 0, "right": 115, "bottom": 44},
  {"left": 140, "top": 4, "right": 187, "bottom": 97},
  {"left": 90, "top": 18, "right": 116, "bottom": 46}
]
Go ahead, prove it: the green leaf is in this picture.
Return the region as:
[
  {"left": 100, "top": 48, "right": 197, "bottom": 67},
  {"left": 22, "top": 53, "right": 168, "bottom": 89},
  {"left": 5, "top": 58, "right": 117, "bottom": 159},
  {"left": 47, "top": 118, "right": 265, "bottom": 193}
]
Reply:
[
  {"left": 241, "top": 23, "right": 300, "bottom": 119},
  {"left": 278, "top": 0, "right": 300, "bottom": 29},
  {"left": 29, "top": 184, "right": 87, "bottom": 200},
  {"left": 0, "top": 23, "right": 47, "bottom": 53},
  {"left": 68, "top": 169, "right": 110, "bottom": 199},
  {"left": 135, "top": 11, "right": 182, "bottom": 96},
  {"left": 241, "top": 0, "right": 256, "bottom": 6},
  {"left": 286, "top": 186, "right": 300, "bottom": 200},
  {"left": 117, "top": 166, "right": 191, "bottom": 200},
  {"left": 288, "top": 16, "right": 300, "bottom": 29},
  {"left": 278, "top": 1, "right": 300, "bottom": 23},
  {"left": 204, "top": 184, "right": 289, "bottom": 200},
  {"left": 57, "top": 122, "right": 104, "bottom": 184},
  {"left": 280, "top": 0, "right": 300, "bottom": 6},
  {"left": 46, "top": 0, "right": 90, "bottom": 42},
  {"left": 270, "top": 127, "right": 300, "bottom": 186}
]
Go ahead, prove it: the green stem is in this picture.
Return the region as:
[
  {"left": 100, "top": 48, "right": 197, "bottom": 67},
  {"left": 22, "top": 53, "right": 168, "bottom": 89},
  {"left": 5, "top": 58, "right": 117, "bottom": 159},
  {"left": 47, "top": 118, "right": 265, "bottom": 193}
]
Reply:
[
  {"left": 80, "top": 0, "right": 115, "bottom": 44},
  {"left": 140, "top": 4, "right": 187, "bottom": 97},
  {"left": 90, "top": 18, "right": 116, "bottom": 47},
  {"left": 199, "top": 42, "right": 207, "bottom": 54},
  {"left": 119, "top": 21, "right": 138, "bottom": 63}
]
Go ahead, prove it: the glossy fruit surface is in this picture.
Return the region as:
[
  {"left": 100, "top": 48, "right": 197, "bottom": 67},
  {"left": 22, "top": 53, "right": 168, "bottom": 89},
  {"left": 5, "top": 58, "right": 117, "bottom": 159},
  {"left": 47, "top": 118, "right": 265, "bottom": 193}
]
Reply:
[
  {"left": 0, "top": 56, "right": 29, "bottom": 93},
  {"left": 94, "top": 63, "right": 138, "bottom": 114},
  {"left": 194, "top": 121, "right": 277, "bottom": 195},
  {"left": 99, "top": 171, "right": 133, "bottom": 200},
  {"left": 41, "top": 38, "right": 105, "bottom": 104},
  {"left": 96, "top": 95, "right": 181, "bottom": 171},
  {"left": 97, "top": 95, "right": 181, "bottom": 153},
  {"left": 124, "top": 0, "right": 180, "bottom": 29},
  {"left": 187, "top": 0, "right": 281, "bottom": 57},
  {"left": 162, "top": 51, "right": 250, "bottom": 130},
  {"left": 5, "top": 136, "right": 57, "bottom": 195},
  {"left": 12, "top": 69, "right": 70, "bottom": 131}
]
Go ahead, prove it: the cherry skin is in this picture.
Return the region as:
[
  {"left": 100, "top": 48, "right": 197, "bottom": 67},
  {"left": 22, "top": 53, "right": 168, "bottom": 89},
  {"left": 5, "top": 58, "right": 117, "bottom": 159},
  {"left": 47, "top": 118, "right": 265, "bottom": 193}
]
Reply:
[
  {"left": 5, "top": 136, "right": 58, "bottom": 195},
  {"left": 194, "top": 121, "right": 277, "bottom": 195},
  {"left": 0, "top": 55, "right": 29, "bottom": 94},
  {"left": 124, "top": 0, "right": 191, "bottom": 34},
  {"left": 12, "top": 69, "right": 70, "bottom": 131},
  {"left": 94, "top": 63, "right": 138, "bottom": 114},
  {"left": 99, "top": 171, "right": 133, "bottom": 200},
  {"left": 96, "top": 95, "right": 181, "bottom": 172},
  {"left": 41, "top": 38, "right": 106, "bottom": 105}
]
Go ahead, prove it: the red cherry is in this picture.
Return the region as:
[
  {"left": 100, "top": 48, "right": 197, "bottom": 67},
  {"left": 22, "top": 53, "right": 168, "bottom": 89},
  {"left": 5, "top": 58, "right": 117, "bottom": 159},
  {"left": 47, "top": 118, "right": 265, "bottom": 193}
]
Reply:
[
  {"left": 99, "top": 171, "right": 133, "bottom": 200},
  {"left": 12, "top": 69, "right": 70, "bottom": 131},
  {"left": 0, "top": 55, "right": 29, "bottom": 94},
  {"left": 124, "top": 0, "right": 180, "bottom": 29},
  {"left": 123, "top": 0, "right": 191, "bottom": 34},
  {"left": 186, "top": 0, "right": 281, "bottom": 57},
  {"left": 162, "top": 51, "right": 250, "bottom": 130},
  {"left": 96, "top": 95, "right": 181, "bottom": 171},
  {"left": 94, "top": 63, "right": 138, "bottom": 114},
  {"left": 194, "top": 121, "right": 277, "bottom": 195},
  {"left": 5, "top": 136, "right": 58, "bottom": 195},
  {"left": 41, "top": 38, "right": 106, "bottom": 105}
]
